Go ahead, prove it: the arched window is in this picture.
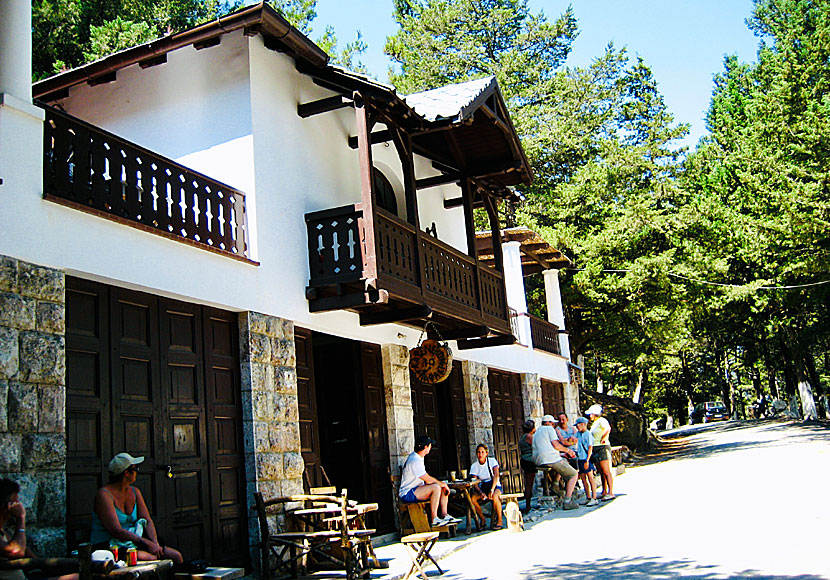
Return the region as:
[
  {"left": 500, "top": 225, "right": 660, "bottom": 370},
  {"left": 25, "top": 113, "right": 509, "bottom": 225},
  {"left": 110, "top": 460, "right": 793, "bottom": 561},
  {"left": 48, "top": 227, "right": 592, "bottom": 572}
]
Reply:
[{"left": 373, "top": 168, "right": 398, "bottom": 216}]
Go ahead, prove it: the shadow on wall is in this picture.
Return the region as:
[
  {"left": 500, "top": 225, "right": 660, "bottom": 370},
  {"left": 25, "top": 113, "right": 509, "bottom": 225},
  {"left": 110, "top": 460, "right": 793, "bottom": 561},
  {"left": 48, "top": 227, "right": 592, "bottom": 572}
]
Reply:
[
  {"left": 513, "top": 556, "right": 827, "bottom": 580},
  {"left": 579, "top": 389, "right": 648, "bottom": 451}
]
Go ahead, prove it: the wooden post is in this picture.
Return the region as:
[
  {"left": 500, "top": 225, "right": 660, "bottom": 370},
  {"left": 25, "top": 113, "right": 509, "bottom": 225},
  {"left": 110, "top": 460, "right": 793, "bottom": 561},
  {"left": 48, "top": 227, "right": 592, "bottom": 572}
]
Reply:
[
  {"left": 390, "top": 127, "right": 423, "bottom": 292},
  {"left": 462, "top": 178, "right": 483, "bottom": 311},
  {"left": 354, "top": 92, "right": 378, "bottom": 282},
  {"left": 483, "top": 193, "right": 504, "bottom": 273}
]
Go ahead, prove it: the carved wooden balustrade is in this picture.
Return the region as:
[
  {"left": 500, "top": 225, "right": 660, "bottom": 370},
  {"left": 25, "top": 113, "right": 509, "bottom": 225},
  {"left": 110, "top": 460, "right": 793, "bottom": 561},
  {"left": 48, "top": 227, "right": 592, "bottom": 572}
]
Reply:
[
  {"left": 41, "top": 104, "right": 250, "bottom": 259},
  {"left": 306, "top": 205, "right": 509, "bottom": 331},
  {"left": 528, "top": 314, "right": 562, "bottom": 356}
]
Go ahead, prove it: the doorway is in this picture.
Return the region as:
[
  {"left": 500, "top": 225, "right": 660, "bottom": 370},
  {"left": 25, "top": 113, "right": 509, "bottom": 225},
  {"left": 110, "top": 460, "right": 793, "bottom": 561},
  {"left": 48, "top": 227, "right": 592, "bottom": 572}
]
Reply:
[
  {"left": 295, "top": 330, "right": 395, "bottom": 534},
  {"left": 64, "top": 278, "right": 248, "bottom": 567},
  {"left": 410, "top": 361, "right": 470, "bottom": 477},
  {"left": 487, "top": 369, "right": 524, "bottom": 494}
]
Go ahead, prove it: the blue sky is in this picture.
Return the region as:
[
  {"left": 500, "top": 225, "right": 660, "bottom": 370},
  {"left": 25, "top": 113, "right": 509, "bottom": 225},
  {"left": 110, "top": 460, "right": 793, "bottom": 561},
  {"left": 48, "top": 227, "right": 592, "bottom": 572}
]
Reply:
[{"left": 311, "top": 1, "right": 761, "bottom": 150}]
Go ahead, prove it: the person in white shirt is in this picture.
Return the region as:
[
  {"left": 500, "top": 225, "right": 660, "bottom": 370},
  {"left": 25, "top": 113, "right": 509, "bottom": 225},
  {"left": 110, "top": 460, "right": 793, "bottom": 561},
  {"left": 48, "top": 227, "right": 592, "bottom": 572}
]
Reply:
[
  {"left": 469, "top": 444, "right": 503, "bottom": 529},
  {"left": 399, "top": 436, "right": 461, "bottom": 527},
  {"left": 532, "top": 414, "right": 580, "bottom": 510}
]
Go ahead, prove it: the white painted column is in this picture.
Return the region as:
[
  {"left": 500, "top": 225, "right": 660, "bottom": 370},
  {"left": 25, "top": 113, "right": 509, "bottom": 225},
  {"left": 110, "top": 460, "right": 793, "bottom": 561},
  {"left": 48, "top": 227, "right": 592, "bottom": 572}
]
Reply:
[
  {"left": 0, "top": 0, "right": 33, "bottom": 102},
  {"left": 543, "top": 268, "right": 570, "bottom": 360},
  {"left": 502, "top": 240, "right": 532, "bottom": 347}
]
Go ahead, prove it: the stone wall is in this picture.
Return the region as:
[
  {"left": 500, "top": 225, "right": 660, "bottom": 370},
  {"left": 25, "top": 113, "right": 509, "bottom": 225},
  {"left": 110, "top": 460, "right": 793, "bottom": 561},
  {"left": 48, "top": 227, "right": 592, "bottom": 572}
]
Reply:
[
  {"left": 0, "top": 254, "right": 67, "bottom": 556},
  {"left": 460, "top": 360, "right": 491, "bottom": 466},
  {"left": 520, "top": 373, "right": 544, "bottom": 426},
  {"left": 382, "top": 344, "right": 414, "bottom": 476},
  {"left": 238, "top": 311, "right": 301, "bottom": 573}
]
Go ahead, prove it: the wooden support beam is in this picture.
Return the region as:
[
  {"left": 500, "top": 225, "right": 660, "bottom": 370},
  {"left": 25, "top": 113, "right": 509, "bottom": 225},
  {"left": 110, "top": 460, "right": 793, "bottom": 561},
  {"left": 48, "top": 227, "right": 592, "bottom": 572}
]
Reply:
[
  {"left": 436, "top": 326, "right": 489, "bottom": 340},
  {"left": 308, "top": 292, "right": 377, "bottom": 313},
  {"left": 354, "top": 93, "right": 378, "bottom": 281},
  {"left": 416, "top": 173, "right": 462, "bottom": 190},
  {"left": 359, "top": 305, "right": 432, "bottom": 326},
  {"left": 347, "top": 129, "right": 392, "bottom": 149},
  {"left": 456, "top": 335, "right": 516, "bottom": 350},
  {"left": 193, "top": 36, "right": 221, "bottom": 50},
  {"left": 298, "top": 95, "right": 352, "bottom": 118},
  {"left": 443, "top": 197, "right": 464, "bottom": 209}
]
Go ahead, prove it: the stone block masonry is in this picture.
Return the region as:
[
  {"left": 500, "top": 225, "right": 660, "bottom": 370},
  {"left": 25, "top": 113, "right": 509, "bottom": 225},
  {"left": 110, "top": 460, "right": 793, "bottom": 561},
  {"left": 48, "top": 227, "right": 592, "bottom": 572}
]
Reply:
[
  {"left": 381, "top": 344, "right": 414, "bottom": 476},
  {"left": 0, "top": 254, "right": 67, "bottom": 557},
  {"left": 238, "top": 311, "right": 301, "bottom": 577},
  {"left": 461, "top": 360, "right": 492, "bottom": 466},
  {"left": 520, "top": 373, "right": 544, "bottom": 427}
]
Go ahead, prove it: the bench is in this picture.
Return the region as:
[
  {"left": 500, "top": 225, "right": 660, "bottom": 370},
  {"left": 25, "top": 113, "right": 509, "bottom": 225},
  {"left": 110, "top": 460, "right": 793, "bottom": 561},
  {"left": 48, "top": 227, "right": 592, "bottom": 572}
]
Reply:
[
  {"left": 398, "top": 501, "right": 457, "bottom": 537},
  {"left": 254, "top": 490, "right": 375, "bottom": 580}
]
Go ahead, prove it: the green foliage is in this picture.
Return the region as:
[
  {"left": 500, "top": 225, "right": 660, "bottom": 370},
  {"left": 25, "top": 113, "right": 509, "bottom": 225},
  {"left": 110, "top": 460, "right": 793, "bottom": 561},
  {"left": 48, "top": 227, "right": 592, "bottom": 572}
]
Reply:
[
  {"left": 386, "top": 0, "right": 829, "bottom": 417},
  {"left": 84, "top": 17, "right": 158, "bottom": 63}
]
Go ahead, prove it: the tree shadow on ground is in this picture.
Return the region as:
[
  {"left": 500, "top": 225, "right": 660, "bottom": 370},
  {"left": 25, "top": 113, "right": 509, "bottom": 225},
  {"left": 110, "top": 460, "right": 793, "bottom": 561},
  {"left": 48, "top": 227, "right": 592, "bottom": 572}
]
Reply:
[{"left": 509, "top": 556, "right": 827, "bottom": 580}]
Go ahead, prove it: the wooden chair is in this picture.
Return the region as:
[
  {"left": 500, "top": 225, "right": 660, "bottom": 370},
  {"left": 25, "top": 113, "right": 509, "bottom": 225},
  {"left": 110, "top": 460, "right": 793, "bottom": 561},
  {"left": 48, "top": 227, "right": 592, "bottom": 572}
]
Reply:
[
  {"left": 400, "top": 532, "right": 442, "bottom": 580},
  {"left": 253, "top": 490, "right": 374, "bottom": 580},
  {"left": 398, "top": 501, "right": 457, "bottom": 537}
]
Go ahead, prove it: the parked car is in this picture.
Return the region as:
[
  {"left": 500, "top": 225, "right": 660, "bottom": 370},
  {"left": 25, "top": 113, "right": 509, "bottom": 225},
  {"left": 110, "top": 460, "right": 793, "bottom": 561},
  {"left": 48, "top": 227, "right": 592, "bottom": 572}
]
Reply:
[{"left": 690, "top": 401, "right": 729, "bottom": 423}]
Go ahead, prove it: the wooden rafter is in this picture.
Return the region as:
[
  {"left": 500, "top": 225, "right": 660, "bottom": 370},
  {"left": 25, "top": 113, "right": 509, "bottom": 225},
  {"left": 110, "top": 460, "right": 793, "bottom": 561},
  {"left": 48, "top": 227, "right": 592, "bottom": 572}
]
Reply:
[{"left": 298, "top": 95, "right": 353, "bottom": 118}]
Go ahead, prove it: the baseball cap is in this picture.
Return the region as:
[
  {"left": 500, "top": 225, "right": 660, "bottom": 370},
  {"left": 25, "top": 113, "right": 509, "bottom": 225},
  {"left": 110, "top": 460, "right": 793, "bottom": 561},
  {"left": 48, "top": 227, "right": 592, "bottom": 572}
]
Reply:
[
  {"left": 107, "top": 452, "right": 144, "bottom": 475},
  {"left": 574, "top": 417, "right": 589, "bottom": 425},
  {"left": 585, "top": 404, "right": 603, "bottom": 416},
  {"left": 414, "top": 435, "right": 435, "bottom": 451},
  {"left": 541, "top": 414, "right": 558, "bottom": 424}
]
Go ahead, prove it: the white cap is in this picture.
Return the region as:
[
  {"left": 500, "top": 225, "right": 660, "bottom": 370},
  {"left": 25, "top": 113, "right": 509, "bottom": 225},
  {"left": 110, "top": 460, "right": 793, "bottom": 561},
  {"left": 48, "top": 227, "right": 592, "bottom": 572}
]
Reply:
[
  {"left": 107, "top": 452, "right": 144, "bottom": 475},
  {"left": 585, "top": 404, "right": 603, "bottom": 416},
  {"left": 541, "top": 414, "right": 558, "bottom": 424}
]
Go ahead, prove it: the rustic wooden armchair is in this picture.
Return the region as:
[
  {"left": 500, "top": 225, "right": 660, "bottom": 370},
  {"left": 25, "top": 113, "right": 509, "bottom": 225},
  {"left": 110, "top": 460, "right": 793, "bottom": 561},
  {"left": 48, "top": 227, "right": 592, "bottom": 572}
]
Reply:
[{"left": 253, "top": 489, "right": 374, "bottom": 580}]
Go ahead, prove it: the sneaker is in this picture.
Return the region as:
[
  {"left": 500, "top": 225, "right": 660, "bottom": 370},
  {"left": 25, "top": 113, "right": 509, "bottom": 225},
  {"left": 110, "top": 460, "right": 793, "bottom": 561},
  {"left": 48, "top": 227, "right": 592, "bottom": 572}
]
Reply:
[
  {"left": 576, "top": 497, "right": 589, "bottom": 505},
  {"left": 562, "top": 500, "right": 580, "bottom": 510},
  {"left": 431, "top": 517, "right": 445, "bottom": 527},
  {"left": 601, "top": 494, "right": 616, "bottom": 502},
  {"left": 437, "top": 514, "right": 461, "bottom": 526},
  {"left": 586, "top": 499, "right": 599, "bottom": 506}
]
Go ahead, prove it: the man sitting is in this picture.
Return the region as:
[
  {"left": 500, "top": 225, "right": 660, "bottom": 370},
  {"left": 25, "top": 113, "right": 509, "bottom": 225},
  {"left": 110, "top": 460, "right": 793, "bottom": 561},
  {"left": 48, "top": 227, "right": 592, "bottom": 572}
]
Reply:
[
  {"left": 532, "top": 415, "right": 580, "bottom": 510},
  {"left": 399, "top": 436, "right": 461, "bottom": 527}
]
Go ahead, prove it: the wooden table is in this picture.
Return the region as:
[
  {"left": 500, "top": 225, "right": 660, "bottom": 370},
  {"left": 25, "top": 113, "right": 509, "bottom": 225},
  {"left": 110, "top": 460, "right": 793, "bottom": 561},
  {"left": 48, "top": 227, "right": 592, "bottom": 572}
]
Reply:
[
  {"left": 446, "top": 477, "right": 481, "bottom": 535},
  {"left": 286, "top": 502, "right": 381, "bottom": 569},
  {"left": 106, "top": 560, "right": 174, "bottom": 579}
]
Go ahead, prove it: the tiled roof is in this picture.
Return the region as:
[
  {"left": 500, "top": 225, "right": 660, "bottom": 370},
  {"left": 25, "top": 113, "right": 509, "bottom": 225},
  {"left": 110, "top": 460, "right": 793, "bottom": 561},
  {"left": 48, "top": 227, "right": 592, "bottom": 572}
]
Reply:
[{"left": 404, "top": 76, "right": 497, "bottom": 122}]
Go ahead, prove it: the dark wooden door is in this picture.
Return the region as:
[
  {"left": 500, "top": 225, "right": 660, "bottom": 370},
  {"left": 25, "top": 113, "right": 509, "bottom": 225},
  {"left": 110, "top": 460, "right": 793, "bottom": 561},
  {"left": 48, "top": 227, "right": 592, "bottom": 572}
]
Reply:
[
  {"left": 446, "top": 362, "right": 470, "bottom": 470},
  {"left": 65, "top": 279, "right": 248, "bottom": 567},
  {"left": 295, "top": 327, "right": 325, "bottom": 489},
  {"left": 487, "top": 369, "right": 524, "bottom": 494},
  {"left": 359, "top": 342, "right": 395, "bottom": 534},
  {"left": 410, "top": 375, "right": 444, "bottom": 477},
  {"left": 65, "top": 279, "right": 111, "bottom": 549},
  {"left": 541, "top": 379, "right": 566, "bottom": 418},
  {"left": 410, "top": 361, "right": 469, "bottom": 477}
]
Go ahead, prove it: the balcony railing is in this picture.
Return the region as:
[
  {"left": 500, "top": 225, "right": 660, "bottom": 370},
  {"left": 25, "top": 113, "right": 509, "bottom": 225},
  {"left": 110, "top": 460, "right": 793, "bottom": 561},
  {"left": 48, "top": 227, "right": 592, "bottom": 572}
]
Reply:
[
  {"left": 528, "top": 314, "right": 562, "bottom": 356},
  {"left": 41, "top": 104, "right": 250, "bottom": 259},
  {"left": 306, "top": 204, "right": 509, "bottom": 331}
]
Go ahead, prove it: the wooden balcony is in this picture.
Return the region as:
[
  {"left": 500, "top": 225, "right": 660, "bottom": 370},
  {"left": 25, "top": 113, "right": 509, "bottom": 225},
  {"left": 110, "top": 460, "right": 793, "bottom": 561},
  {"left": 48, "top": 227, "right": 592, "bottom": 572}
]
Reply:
[
  {"left": 40, "top": 104, "right": 251, "bottom": 261},
  {"left": 306, "top": 205, "right": 511, "bottom": 340},
  {"left": 528, "top": 314, "right": 562, "bottom": 356}
]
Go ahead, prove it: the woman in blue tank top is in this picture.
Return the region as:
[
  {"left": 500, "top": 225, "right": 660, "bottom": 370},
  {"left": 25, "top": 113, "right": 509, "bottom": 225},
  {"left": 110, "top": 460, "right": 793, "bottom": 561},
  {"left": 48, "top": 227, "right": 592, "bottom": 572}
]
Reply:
[{"left": 91, "top": 453, "right": 183, "bottom": 564}]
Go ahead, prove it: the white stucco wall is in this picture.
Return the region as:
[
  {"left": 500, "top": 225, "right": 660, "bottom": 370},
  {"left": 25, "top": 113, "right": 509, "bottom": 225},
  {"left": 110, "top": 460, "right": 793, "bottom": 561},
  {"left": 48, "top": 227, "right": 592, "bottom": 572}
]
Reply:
[{"left": 0, "top": 28, "right": 570, "bottom": 384}]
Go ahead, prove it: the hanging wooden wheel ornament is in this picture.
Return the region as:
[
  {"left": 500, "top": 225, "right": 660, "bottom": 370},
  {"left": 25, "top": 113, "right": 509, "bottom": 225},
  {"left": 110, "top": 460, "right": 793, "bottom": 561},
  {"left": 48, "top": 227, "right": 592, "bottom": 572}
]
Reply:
[{"left": 409, "top": 323, "right": 453, "bottom": 384}]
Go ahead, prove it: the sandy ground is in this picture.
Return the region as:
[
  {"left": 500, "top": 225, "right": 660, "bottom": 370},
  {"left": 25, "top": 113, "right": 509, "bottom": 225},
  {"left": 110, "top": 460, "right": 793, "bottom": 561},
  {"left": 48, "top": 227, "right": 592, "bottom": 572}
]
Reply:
[{"left": 372, "top": 419, "right": 830, "bottom": 580}]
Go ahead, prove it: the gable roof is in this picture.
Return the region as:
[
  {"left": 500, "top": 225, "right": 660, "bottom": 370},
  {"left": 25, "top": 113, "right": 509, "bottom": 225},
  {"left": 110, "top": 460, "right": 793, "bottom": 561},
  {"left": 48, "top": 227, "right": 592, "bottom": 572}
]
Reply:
[{"left": 404, "top": 76, "right": 497, "bottom": 123}]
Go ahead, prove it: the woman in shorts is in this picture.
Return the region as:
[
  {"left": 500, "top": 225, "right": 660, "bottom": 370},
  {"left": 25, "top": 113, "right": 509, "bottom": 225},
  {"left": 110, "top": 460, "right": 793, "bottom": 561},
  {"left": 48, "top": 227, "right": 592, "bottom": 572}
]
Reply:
[{"left": 587, "top": 405, "right": 615, "bottom": 500}]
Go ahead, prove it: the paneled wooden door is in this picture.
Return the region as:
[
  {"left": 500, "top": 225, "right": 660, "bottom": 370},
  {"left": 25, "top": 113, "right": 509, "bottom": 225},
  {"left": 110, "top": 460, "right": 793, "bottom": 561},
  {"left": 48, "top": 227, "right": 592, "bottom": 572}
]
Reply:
[
  {"left": 487, "top": 369, "right": 524, "bottom": 494},
  {"left": 410, "top": 361, "right": 469, "bottom": 477},
  {"left": 540, "top": 379, "right": 566, "bottom": 418},
  {"left": 65, "top": 279, "right": 248, "bottom": 567}
]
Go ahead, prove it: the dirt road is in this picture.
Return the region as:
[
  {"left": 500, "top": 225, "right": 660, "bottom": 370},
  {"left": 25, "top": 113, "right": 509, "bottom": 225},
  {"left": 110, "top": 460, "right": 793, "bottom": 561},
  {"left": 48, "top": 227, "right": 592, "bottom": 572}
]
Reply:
[{"left": 426, "top": 419, "right": 830, "bottom": 579}]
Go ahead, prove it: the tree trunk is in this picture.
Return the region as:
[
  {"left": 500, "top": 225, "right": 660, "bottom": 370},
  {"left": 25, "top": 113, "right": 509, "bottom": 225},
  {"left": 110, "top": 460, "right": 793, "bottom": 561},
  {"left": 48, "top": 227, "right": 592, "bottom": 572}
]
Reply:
[
  {"left": 715, "top": 343, "right": 731, "bottom": 415},
  {"left": 595, "top": 354, "right": 604, "bottom": 393},
  {"left": 632, "top": 367, "right": 647, "bottom": 404},
  {"left": 763, "top": 344, "right": 780, "bottom": 399},
  {"left": 780, "top": 341, "right": 798, "bottom": 397},
  {"left": 797, "top": 361, "right": 818, "bottom": 420}
]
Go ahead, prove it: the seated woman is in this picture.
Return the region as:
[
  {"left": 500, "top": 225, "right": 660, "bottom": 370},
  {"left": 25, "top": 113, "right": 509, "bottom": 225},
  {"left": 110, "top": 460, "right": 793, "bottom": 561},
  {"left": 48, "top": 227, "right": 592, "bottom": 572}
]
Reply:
[
  {"left": 1, "top": 479, "right": 77, "bottom": 580},
  {"left": 469, "top": 444, "right": 503, "bottom": 530},
  {"left": 91, "top": 453, "right": 183, "bottom": 564}
]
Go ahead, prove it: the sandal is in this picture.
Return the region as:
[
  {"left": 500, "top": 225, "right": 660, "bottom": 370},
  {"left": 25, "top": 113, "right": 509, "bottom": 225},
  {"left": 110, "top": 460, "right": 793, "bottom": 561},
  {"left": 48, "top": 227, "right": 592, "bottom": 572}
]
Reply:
[{"left": 491, "top": 522, "right": 503, "bottom": 530}]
